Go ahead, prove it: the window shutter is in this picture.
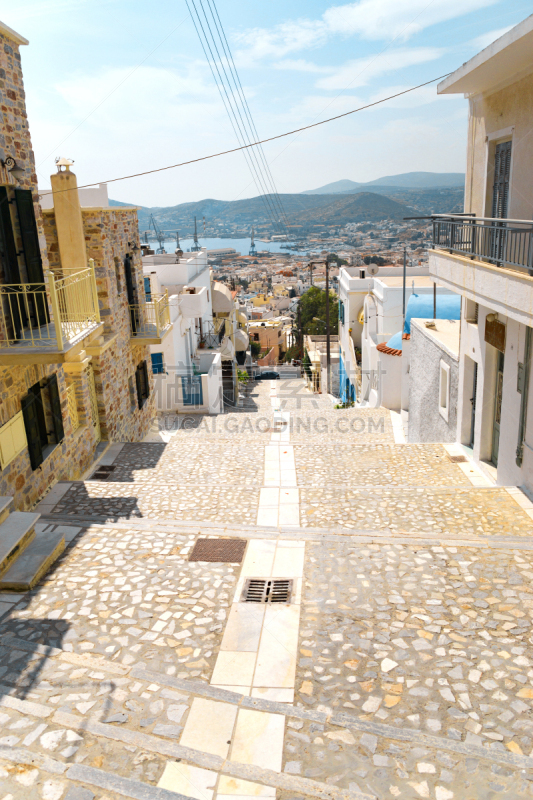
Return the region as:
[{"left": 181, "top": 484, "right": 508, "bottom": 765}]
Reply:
[
  {"left": 151, "top": 352, "right": 164, "bottom": 374},
  {"left": 135, "top": 367, "right": 143, "bottom": 409},
  {"left": 47, "top": 373, "right": 65, "bottom": 443},
  {"left": 142, "top": 360, "right": 150, "bottom": 399},
  {"left": 0, "top": 186, "right": 21, "bottom": 284},
  {"left": 14, "top": 189, "right": 45, "bottom": 283},
  {"left": 21, "top": 392, "right": 44, "bottom": 470},
  {"left": 15, "top": 189, "right": 49, "bottom": 326},
  {"left": 491, "top": 141, "right": 512, "bottom": 219},
  {"left": 144, "top": 276, "right": 152, "bottom": 301},
  {"left": 123, "top": 254, "right": 136, "bottom": 305}
]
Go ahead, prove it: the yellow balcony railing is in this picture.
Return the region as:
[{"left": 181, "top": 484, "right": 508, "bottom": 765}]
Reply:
[
  {"left": 129, "top": 290, "right": 171, "bottom": 341},
  {"left": 0, "top": 259, "right": 100, "bottom": 351}
]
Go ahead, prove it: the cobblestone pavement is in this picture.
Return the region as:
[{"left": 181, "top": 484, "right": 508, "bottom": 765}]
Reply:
[
  {"left": 52, "top": 482, "right": 260, "bottom": 525},
  {"left": 3, "top": 378, "right": 533, "bottom": 800},
  {"left": 294, "top": 444, "right": 472, "bottom": 488},
  {"left": 299, "top": 486, "right": 533, "bottom": 535}
]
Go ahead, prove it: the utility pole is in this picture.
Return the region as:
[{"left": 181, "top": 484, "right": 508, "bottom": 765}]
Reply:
[
  {"left": 325, "top": 258, "right": 331, "bottom": 396},
  {"left": 402, "top": 246, "right": 407, "bottom": 330}
]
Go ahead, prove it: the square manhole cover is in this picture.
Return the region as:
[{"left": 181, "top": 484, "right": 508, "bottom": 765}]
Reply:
[
  {"left": 448, "top": 455, "right": 468, "bottom": 463},
  {"left": 241, "top": 578, "right": 293, "bottom": 604},
  {"left": 189, "top": 538, "right": 247, "bottom": 563}
]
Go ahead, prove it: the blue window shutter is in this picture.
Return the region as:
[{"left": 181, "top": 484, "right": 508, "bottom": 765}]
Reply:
[
  {"left": 151, "top": 353, "right": 164, "bottom": 374},
  {"left": 144, "top": 276, "right": 152, "bottom": 301}
]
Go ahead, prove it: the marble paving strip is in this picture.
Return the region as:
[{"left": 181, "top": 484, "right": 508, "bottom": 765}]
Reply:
[
  {"left": 51, "top": 711, "right": 373, "bottom": 800},
  {"left": 128, "top": 667, "right": 533, "bottom": 772},
  {"left": 0, "top": 745, "right": 67, "bottom": 774},
  {"left": 66, "top": 764, "right": 197, "bottom": 800}
]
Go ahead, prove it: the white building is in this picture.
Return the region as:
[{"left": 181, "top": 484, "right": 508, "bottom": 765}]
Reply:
[
  {"left": 142, "top": 249, "right": 223, "bottom": 414},
  {"left": 337, "top": 265, "right": 456, "bottom": 408},
  {"left": 428, "top": 17, "right": 533, "bottom": 489}
]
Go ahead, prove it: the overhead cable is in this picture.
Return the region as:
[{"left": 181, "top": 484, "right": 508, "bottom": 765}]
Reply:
[{"left": 52, "top": 73, "right": 452, "bottom": 194}]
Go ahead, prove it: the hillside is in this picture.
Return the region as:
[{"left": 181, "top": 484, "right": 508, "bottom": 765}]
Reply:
[
  {"left": 124, "top": 191, "right": 418, "bottom": 234},
  {"left": 303, "top": 171, "right": 464, "bottom": 194}
]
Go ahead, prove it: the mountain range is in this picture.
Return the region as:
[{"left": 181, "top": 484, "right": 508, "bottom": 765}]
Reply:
[
  {"left": 110, "top": 172, "right": 464, "bottom": 234},
  {"left": 302, "top": 172, "right": 465, "bottom": 194}
]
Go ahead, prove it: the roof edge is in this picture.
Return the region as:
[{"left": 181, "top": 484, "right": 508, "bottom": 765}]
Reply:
[
  {"left": 0, "top": 20, "right": 29, "bottom": 46},
  {"left": 438, "top": 14, "right": 533, "bottom": 95}
]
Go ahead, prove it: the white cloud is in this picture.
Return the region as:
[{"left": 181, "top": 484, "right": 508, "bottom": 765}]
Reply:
[
  {"left": 469, "top": 25, "right": 513, "bottom": 51},
  {"left": 315, "top": 47, "right": 445, "bottom": 90},
  {"left": 322, "top": 0, "right": 500, "bottom": 41},
  {"left": 235, "top": 0, "right": 499, "bottom": 65},
  {"left": 272, "top": 59, "right": 331, "bottom": 73}
]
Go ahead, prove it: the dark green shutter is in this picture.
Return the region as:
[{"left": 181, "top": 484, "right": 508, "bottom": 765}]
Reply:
[
  {"left": 0, "top": 186, "right": 20, "bottom": 284},
  {"left": 21, "top": 392, "right": 44, "bottom": 470},
  {"left": 123, "top": 254, "right": 135, "bottom": 304},
  {"left": 135, "top": 367, "right": 143, "bottom": 409},
  {"left": 47, "top": 373, "right": 65, "bottom": 444},
  {"left": 15, "top": 190, "right": 45, "bottom": 283},
  {"left": 142, "top": 360, "right": 150, "bottom": 400},
  {"left": 15, "top": 189, "right": 49, "bottom": 326}
]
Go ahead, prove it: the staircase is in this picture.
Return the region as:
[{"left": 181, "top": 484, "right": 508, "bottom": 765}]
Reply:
[{"left": 0, "top": 496, "right": 65, "bottom": 592}]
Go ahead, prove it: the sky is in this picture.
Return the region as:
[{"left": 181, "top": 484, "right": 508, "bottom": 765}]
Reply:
[{"left": 6, "top": 0, "right": 532, "bottom": 207}]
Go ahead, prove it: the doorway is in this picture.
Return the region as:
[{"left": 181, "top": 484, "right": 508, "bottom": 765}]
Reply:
[{"left": 491, "top": 350, "right": 504, "bottom": 466}]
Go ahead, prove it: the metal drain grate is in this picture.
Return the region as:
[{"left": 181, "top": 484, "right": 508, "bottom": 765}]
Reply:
[
  {"left": 448, "top": 455, "right": 468, "bottom": 463},
  {"left": 242, "top": 578, "right": 293, "bottom": 604},
  {"left": 189, "top": 538, "right": 247, "bottom": 563},
  {"left": 90, "top": 465, "right": 116, "bottom": 480}
]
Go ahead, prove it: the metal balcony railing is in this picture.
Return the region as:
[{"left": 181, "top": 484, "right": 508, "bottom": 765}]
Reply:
[
  {"left": 432, "top": 215, "right": 533, "bottom": 274},
  {"left": 129, "top": 290, "right": 171, "bottom": 340},
  {"left": 0, "top": 260, "right": 100, "bottom": 351},
  {"left": 195, "top": 318, "right": 226, "bottom": 349}
]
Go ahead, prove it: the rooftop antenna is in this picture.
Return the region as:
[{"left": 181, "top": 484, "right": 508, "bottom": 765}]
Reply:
[
  {"left": 249, "top": 226, "right": 257, "bottom": 256},
  {"left": 192, "top": 216, "right": 200, "bottom": 251}
]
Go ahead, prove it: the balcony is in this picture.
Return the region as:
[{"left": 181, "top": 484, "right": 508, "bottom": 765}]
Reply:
[
  {"left": 0, "top": 264, "right": 102, "bottom": 365},
  {"left": 129, "top": 290, "right": 172, "bottom": 344},
  {"left": 429, "top": 215, "right": 533, "bottom": 325},
  {"left": 432, "top": 215, "right": 533, "bottom": 274}
]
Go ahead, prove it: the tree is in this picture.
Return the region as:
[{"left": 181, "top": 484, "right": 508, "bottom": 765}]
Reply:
[
  {"left": 299, "top": 286, "right": 339, "bottom": 335},
  {"left": 251, "top": 340, "right": 261, "bottom": 358}
]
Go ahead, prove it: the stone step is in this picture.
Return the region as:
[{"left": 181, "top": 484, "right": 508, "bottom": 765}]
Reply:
[
  {"left": 0, "top": 496, "right": 14, "bottom": 526},
  {"left": 0, "top": 530, "right": 65, "bottom": 591},
  {"left": 0, "top": 511, "right": 39, "bottom": 575}
]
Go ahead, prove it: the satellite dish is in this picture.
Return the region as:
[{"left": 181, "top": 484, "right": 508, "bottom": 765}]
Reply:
[{"left": 367, "top": 263, "right": 379, "bottom": 276}]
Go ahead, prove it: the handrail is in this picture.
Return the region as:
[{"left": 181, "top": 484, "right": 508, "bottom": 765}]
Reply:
[
  {"left": 0, "top": 261, "right": 100, "bottom": 350},
  {"left": 432, "top": 215, "right": 533, "bottom": 274},
  {"left": 129, "top": 289, "right": 171, "bottom": 339}
]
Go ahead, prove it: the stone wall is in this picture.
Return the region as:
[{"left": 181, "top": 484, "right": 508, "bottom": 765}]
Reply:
[
  {"left": 43, "top": 206, "right": 155, "bottom": 443},
  {"left": 0, "top": 29, "right": 99, "bottom": 510},
  {"left": 0, "top": 28, "right": 154, "bottom": 511}
]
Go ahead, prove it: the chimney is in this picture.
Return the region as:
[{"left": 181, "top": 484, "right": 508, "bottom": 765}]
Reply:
[{"left": 50, "top": 159, "right": 87, "bottom": 270}]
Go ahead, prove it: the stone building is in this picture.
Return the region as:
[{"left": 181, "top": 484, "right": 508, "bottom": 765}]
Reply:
[{"left": 0, "top": 20, "right": 162, "bottom": 512}]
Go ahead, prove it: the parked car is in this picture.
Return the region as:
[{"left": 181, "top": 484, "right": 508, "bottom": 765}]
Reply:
[{"left": 258, "top": 371, "right": 280, "bottom": 380}]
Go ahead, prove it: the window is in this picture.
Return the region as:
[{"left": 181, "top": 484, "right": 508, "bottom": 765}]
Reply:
[
  {"left": 439, "top": 360, "right": 450, "bottom": 423},
  {"left": 144, "top": 276, "right": 152, "bottom": 302},
  {"left": 21, "top": 374, "right": 65, "bottom": 470},
  {"left": 339, "top": 301, "right": 345, "bottom": 324},
  {"left": 151, "top": 352, "right": 164, "bottom": 374},
  {"left": 135, "top": 360, "right": 150, "bottom": 409}
]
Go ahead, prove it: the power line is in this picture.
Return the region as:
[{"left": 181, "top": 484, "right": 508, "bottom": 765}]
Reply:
[
  {"left": 187, "top": 0, "right": 286, "bottom": 233},
  {"left": 204, "top": 0, "right": 290, "bottom": 231},
  {"left": 185, "top": 0, "right": 281, "bottom": 232},
  {"left": 52, "top": 73, "right": 452, "bottom": 194}
]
